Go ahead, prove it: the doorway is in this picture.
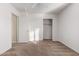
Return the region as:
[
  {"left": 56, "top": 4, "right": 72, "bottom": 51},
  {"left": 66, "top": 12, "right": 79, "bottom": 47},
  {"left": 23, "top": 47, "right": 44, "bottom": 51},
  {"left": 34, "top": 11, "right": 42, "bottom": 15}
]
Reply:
[
  {"left": 43, "top": 19, "right": 52, "bottom": 40},
  {"left": 12, "top": 13, "right": 17, "bottom": 44}
]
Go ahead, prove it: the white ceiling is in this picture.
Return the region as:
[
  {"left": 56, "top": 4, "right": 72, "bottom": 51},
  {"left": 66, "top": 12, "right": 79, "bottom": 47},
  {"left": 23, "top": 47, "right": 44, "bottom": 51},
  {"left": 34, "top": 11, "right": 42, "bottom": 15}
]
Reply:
[{"left": 11, "top": 3, "right": 69, "bottom": 14}]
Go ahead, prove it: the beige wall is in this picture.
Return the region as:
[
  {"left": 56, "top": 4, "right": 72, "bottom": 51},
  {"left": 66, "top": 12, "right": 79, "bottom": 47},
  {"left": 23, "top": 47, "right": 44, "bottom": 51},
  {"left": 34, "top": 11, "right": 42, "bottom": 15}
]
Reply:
[
  {"left": 0, "top": 3, "right": 20, "bottom": 55},
  {"left": 57, "top": 4, "right": 79, "bottom": 53},
  {"left": 19, "top": 13, "right": 43, "bottom": 42}
]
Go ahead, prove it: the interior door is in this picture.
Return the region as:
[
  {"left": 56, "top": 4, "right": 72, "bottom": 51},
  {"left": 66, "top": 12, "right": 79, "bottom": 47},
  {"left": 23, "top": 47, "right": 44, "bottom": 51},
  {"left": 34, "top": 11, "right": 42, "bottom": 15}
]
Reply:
[
  {"left": 43, "top": 19, "right": 52, "bottom": 40},
  {"left": 12, "top": 13, "right": 17, "bottom": 43}
]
